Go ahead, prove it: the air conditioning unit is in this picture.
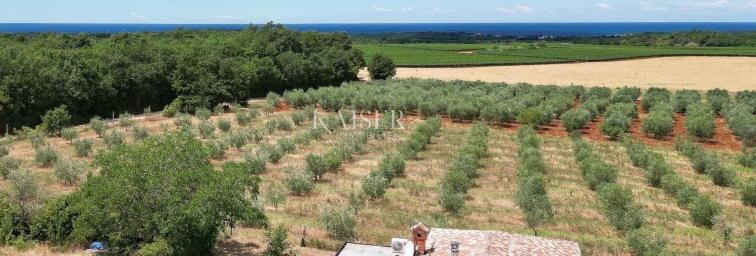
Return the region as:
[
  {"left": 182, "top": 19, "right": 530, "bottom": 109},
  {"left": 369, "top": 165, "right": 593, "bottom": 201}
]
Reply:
[{"left": 391, "top": 238, "right": 414, "bottom": 256}]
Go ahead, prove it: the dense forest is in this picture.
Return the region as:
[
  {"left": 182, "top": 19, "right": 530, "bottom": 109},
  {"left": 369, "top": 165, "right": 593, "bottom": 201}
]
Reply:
[{"left": 0, "top": 24, "right": 365, "bottom": 130}]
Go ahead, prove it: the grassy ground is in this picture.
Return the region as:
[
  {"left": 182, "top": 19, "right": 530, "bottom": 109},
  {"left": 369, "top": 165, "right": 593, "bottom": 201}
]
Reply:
[
  {"left": 1, "top": 106, "right": 753, "bottom": 255},
  {"left": 356, "top": 43, "right": 756, "bottom": 67}
]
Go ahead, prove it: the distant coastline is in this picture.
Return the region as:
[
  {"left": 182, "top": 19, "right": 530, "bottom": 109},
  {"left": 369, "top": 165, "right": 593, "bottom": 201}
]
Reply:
[{"left": 2, "top": 22, "right": 756, "bottom": 36}]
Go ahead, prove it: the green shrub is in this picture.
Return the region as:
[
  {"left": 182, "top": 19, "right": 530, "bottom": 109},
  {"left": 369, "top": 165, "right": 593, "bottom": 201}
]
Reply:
[
  {"left": 54, "top": 160, "right": 84, "bottom": 185},
  {"left": 236, "top": 109, "right": 252, "bottom": 126},
  {"left": 61, "top": 127, "right": 79, "bottom": 142},
  {"left": 89, "top": 117, "right": 107, "bottom": 137},
  {"left": 162, "top": 100, "right": 180, "bottom": 118},
  {"left": 626, "top": 228, "right": 668, "bottom": 256},
  {"left": 29, "top": 194, "right": 78, "bottom": 245},
  {"left": 118, "top": 112, "right": 134, "bottom": 128},
  {"left": 266, "top": 92, "right": 282, "bottom": 108},
  {"left": 133, "top": 126, "right": 150, "bottom": 141},
  {"left": 741, "top": 177, "right": 756, "bottom": 207},
  {"left": 561, "top": 108, "right": 592, "bottom": 132},
  {"left": 0, "top": 157, "right": 20, "bottom": 179},
  {"left": 367, "top": 54, "right": 396, "bottom": 80},
  {"left": 660, "top": 173, "right": 686, "bottom": 196},
  {"left": 377, "top": 152, "right": 406, "bottom": 180},
  {"left": 323, "top": 150, "right": 344, "bottom": 172},
  {"left": 674, "top": 89, "right": 701, "bottom": 113},
  {"left": 72, "top": 139, "right": 94, "bottom": 158},
  {"left": 600, "top": 113, "right": 631, "bottom": 140},
  {"left": 685, "top": 104, "right": 716, "bottom": 139},
  {"left": 104, "top": 130, "right": 125, "bottom": 148},
  {"left": 198, "top": 120, "right": 215, "bottom": 139},
  {"left": 320, "top": 206, "right": 357, "bottom": 241},
  {"left": 597, "top": 183, "right": 645, "bottom": 232},
  {"left": 689, "top": 196, "right": 721, "bottom": 228},
  {"left": 26, "top": 128, "right": 47, "bottom": 149},
  {"left": 277, "top": 119, "right": 294, "bottom": 131},
  {"left": 277, "top": 138, "right": 296, "bottom": 154},
  {"left": 264, "top": 184, "right": 288, "bottom": 211},
  {"left": 216, "top": 118, "right": 231, "bottom": 133},
  {"left": 448, "top": 102, "right": 478, "bottom": 121},
  {"left": 439, "top": 185, "right": 466, "bottom": 213},
  {"left": 606, "top": 102, "right": 638, "bottom": 119},
  {"left": 674, "top": 186, "right": 699, "bottom": 208},
  {"left": 0, "top": 144, "right": 8, "bottom": 157},
  {"left": 286, "top": 170, "right": 314, "bottom": 195},
  {"left": 583, "top": 161, "right": 618, "bottom": 190},
  {"left": 706, "top": 163, "right": 735, "bottom": 187},
  {"left": 516, "top": 173, "right": 553, "bottom": 235},
  {"left": 362, "top": 173, "right": 389, "bottom": 199},
  {"left": 264, "top": 225, "right": 295, "bottom": 256},
  {"left": 306, "top": 154, "right": 328, "bottom": 180},
  {"left": 641, "top": 87, "right": 671, "bottom": 111},
  {"left": 194, "top": 107, "right": 212, "bottom": 120},
  {"left": 737, "top": 236, "right": 756, "bottom": 256},
  {"left": 174, "top": 114, "right": 193, "bottom": 129},
  {"left": 66, "top": 133, "right": 265, "bottom": 255},
  {"left": 136, "top": 238, "right": 173, "bottom": 256},
  {"left": 207, "top": 140, "right": 227, "bottom": 160},
  {"left": 40, "top": 105, "right": 72, "bottom": 136},
  {"left": 644, "top": 153, "right": 672, "bottom": 188},
  {"left": 706, "top": 88, "right": 731, "bottom": 114},
  {"left": 517, "top": 107, "right": 547, "bottom": 126},
  {"left": 34, "top": 146, "right": 59, "bottom": 167},
  {"left": 261, "top": 144, "right": 283, "bottom": 164},
  {"left": 740, "top": 147, "right": 755, "bottom": 168},
  {"left": 623, "top": 139, "right": 650, "bottom": 168},
  {"left": 228, "top": 131, "right": 247, "bottom": 149},
  {"left": 642, "top": 111, "right": 674, "bottom": 139},
  {"left": 244, "top": 154, "right": 267, "bottom": 175},
  {"left": 291, "top": 111, "right": 308, "bottom": 126}
]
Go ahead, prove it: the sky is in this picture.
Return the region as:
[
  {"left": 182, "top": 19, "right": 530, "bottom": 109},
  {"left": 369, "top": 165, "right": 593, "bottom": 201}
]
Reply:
[{"left": 0, "top": 0, "right": 754, "bottom": 24}]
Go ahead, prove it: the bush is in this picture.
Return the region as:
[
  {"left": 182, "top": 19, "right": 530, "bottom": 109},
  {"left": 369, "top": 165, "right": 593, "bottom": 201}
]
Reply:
[
  {"left": 277, "top": 138, "right": 296, "bottom": 155},
  {"left": 133, "top": 126, "right": 150, "bottom": 141},
  {"left": 737, "top": 236, "right": 756, "bottom": 256},
  {"left": 198, "top": 120, "right": 215, "bottom": 139},
  {"left": 34, "top": 146, "right": 59, "bottom": 167},
  {"left": 362, "top": 173, "right": 388, "bottom": 199},
  {"left": 228, "top": 131, "right": 247, "bottom": 149},
  {"left": 689, "top": 196, "right": 721, "bottom": 228},
  {"left": 706, "top": 88, "right": 731, "bottom": 114},
  {"left": 561, "top": 108, "right": 592, "bottom": 132},
  {"left": 642, "top": 111, "right": 674, "bottom": 139},
  {"left": 162, "top": 100, "right": 180, "bottom": 118},
  {"left": 641, "top": 87, "right": 671, "bottom": 111},
  {"left": 606, "top": 102, "right": 638, "bottom": 119},
  {"left": 286, "top": 170, "right": 314, "bottom": 195},
  {"left": 89, "top": 117, "right": 107, "bottom": 137},
  {"left": 517, "top": 107, "right": 547, "bottom": 126},
  {"left": 707, "top": 163, "right": 736, "bottom": 187},
  {"left": 601, "top": 113, "right": 631, "bottom": 140},
  {"left": 685, "top": 104, "right": 716, "bottom": 139},
  {"left": 104, "top": 130, "right": 125, "bottom": 148},
  {"left": 66, "top": 133, "right": 265, "bottom": 255},
  {"left": 367, "top": 54, "right": 396, "bottom": 80},
  {"left": 118, "top": 112, "right": 134, "bottom": 128},
  {"left": 0, "top": 144, "right": 8, "bottom": 157},
  {"left": 61, "top": 128, "right": 79, "bottom": 142},
  {"left": 626, "top": 228, "right": 668, "bottom": 256},
  {"left": 264, "top": 225, "right": 295, "bottom": 256},
  {"left": 291, "top": 111, "right": 308, "bottom": 126},
  {"left": 740, "top": 147, "right": 755, "bottom": 168},
  {"left": 644, "top": 154, "right": 672, "bottom": 188},
  {"left": 0, "top": 157, "right": 20, "bottom": 179},
  {"left": 319, "top": 206, "right": 357, "bottom": 241},
  {"left": 583, "top": 161, "right": 618, "bottom": 191},
  {"left": 72, "top": 139, "right": 94, "bottom": 157},
  {"left": 217, "top": 118, "right": 231, "bottom": 133},
  {"left": 26, "top": 128, "right": 47, "bottom": 149},
  {"left": 207, "top": 140, "right": 227, "bottom": 160},
  {"left": 516, "top": 173, "right": 553, "bottom": 235},
  {"left": 741, "top": 177, "right": 756, "bottom": 207},
  {"left": 54, "top": 160, "right": 84, "bottom": 185},
  {"left": 377, "top": 152, "right": 406, "bottom": 180},
  {"left": 623, "top": 139, "right": 650, "bottom": 168},
  {"left": 438, "top": 185, "right": 466, "bottom": 213},
  {"left": 674, "top": 186, "right": 699, "bottom": 208},
  {"left": 195, "top": 108, "right": 212, "bottom": 120},
  {"left": 40, "top": 105, "right": 71, "bottom": 136},
  {"left": 674, "top": 89, "right": 701, "bottom": 113},
  {"left": 174, "top": 114, "right": 193, "bottom": 130},
  {"left": 244, "top": 154, "right": 267, "bottom": 175},
  {"left": 448, "top": 102, "right": 478, "bottom": 122},
  {"left": 660, "top": 174, "right": 686, "bottom": 196},
  {"left": 136, "top": 239, "right": 173, "bottom": 256},
  {"left": 597, "top": 183, "right": 644, "bottom": 232},
  {"left": 236, "top": 109, "right": 252, "bottom": 126},
  {"left": 277, "top": 119, "right": 294, "bottom": 131}
]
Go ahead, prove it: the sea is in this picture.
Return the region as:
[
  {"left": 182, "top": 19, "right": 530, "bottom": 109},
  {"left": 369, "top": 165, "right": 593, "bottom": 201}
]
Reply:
[{"left": 1, "top": 23, "right": 756, "bottom": 36}]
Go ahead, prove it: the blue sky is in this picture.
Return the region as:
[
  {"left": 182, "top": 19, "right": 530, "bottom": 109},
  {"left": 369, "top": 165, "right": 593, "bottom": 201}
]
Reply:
[{"left": 1, "top": 0, "right": 754, "bottom": 23}]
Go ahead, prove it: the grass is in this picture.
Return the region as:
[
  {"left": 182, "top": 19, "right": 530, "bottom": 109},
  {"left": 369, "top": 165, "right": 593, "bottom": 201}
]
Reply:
[
  {"left": 1, "top": 104, "right": 754, "bottom": 255},
  {"left": 356, "top": 43, "right": 756, "bottom": 67}
]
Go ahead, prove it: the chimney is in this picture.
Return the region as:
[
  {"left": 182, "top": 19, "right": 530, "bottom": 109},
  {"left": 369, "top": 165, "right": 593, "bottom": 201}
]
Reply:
[
  {"left": 411, "top": 222, "right": 429, "bottom": 256},
  {"left": 450, "top": 241, "right": 460, "bottom": 256}
]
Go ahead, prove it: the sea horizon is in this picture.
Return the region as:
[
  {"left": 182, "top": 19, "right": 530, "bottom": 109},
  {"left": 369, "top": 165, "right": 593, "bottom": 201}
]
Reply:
[{"left": 2, "top": 22, "right": 756, "bottom": 36}]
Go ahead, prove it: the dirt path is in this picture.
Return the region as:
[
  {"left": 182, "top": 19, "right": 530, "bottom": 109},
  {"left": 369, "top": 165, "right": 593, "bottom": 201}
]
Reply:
[{"left": 373, "top": 56, "right": 756, "bottom": 91}]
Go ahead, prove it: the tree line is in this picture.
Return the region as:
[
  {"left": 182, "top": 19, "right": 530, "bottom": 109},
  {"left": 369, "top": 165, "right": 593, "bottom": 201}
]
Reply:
[{"left": 0, "top": 23, "right": 366, "bottom": 130}]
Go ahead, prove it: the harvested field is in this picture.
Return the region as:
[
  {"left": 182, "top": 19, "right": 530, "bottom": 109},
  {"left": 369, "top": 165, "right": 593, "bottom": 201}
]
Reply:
[{"left": 370, "top": 56, "right": 756, "bottom": 91}]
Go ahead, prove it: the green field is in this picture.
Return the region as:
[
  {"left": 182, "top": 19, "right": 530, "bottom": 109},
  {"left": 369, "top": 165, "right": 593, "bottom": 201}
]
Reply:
[{"left": 356, "top": 43, "right": 756, "bottom": 67}]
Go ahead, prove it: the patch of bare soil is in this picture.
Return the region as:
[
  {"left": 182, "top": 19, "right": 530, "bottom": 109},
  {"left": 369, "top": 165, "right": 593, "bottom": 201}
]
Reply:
[{"left": 390, "top": 56, "right": 756, "bottom": 91}]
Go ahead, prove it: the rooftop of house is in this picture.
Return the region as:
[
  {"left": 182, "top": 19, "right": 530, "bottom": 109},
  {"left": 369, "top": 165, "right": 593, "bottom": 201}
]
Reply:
[{"left": 335, "top": 225, "right": 581, "bottom": 256}]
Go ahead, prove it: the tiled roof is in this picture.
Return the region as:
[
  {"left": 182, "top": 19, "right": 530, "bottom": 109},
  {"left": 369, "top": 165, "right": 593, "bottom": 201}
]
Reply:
[{"left": 427, "top": 228, "right": 581, "bottom": 256}]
